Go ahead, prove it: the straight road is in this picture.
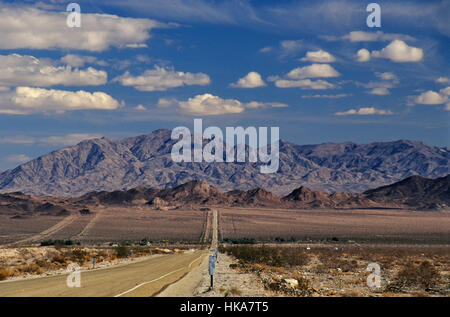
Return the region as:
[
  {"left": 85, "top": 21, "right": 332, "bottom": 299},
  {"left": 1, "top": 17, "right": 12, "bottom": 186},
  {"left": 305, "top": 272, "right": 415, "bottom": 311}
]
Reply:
[
  {"left": 0, "top": 250, "right": 205, "bottom": 297},
  {"left": 211, "top": 209, "right": 218, "bottom": 250}
]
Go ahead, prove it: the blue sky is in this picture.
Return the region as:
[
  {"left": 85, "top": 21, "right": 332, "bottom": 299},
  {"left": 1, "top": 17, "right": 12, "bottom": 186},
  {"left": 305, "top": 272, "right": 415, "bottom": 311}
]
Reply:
[{"left": 0, "top": 0, "right": 449, "bottom": 170}]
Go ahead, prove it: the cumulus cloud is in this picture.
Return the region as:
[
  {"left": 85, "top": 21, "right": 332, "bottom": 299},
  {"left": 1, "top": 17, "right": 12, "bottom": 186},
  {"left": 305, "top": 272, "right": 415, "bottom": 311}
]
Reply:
[
  {"left": 356, "top": 41, "right": 423, "bottom": 63},
  {"left": 279, "top": 40, "right": 304, "bottom": 57},
  {"left": 440, "top": 87, "right": 450, "bottom": 96},
  {"left": 134, "top": 104, "right": 147, "bottom": 111},
  {"left": 301, "top": 94, "right": 350, "bottom": 99},
  {"left": 259, "top": 40, "right": 311, "bottom": 58},
  {"left": 368, "top": 87, "right": 390, "bottom": 95},
  {"left": 230, "top": 72, "right": 266, "bottom": 88},
  {"left": 245, "top": 101, "right": 288, "bottom": 109},
  {"left": 157, "top": 93, "right": 286, "bottom": 115},
  {"left": 436, "top": 77, "right": 450, "bottom": 84},
  {"left": 286, "top": 64, "right": 340, "bottom": 79},
  {"left": 4, "top": 154, "right": 31, "bottom": 164},
  {"left": 335, "top": 107, "right": 393, "bottom": 116},
  {"left": 356, "top": 49, "right": 371, "bottom": 62},
  {"left": 0, "top": 87, "right": 120, "bottom": 114},
  {"left": 341, "top": 31, "right": 416, "bottom": 42},
  {"left": 376, "top": 72, "right": 398, "bottom": 82},
  {"left": 300, "top": 50, "right": 336, "bottom": 63},
  {"left": 0, "top": 133, "right": 102, "bottom": 146},
  {"left": 0, "top": 54, "right": 107, "bottom": 87},
  {"left": 272, "top": 79, "right": 335, "bottom": 90},
  {"left": 371, "top": 40, "right": 423, "bottom": 62},
  {"left": 40, "top": 133, "right": 103, "bottom": 146},
  {"left": 60, "top": 54, "right": 108, "bottom": 67},
  {"left": 0, "top": 5, "right": 164, "bottom": 51},
  {"left": 414, "top": 90, "right": 447, "bottom": 105},
  {"left": 114, "top": 66, "right": 210, "bottom": 91}
]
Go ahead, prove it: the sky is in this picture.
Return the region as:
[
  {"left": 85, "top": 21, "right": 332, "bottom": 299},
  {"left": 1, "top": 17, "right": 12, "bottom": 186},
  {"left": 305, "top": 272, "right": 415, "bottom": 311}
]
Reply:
[{"left": 0, "top": 0, "right": 449, "bottom": 170}]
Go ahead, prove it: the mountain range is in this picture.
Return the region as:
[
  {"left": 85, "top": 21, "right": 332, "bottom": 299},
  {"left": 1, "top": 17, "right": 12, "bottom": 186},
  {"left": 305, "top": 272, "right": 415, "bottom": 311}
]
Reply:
[
  {"left": 1, "top": 175, "right": 448, "bottom": 215},
  {"left": 0, "top": 129, "right": 449, "bottom": 196}
]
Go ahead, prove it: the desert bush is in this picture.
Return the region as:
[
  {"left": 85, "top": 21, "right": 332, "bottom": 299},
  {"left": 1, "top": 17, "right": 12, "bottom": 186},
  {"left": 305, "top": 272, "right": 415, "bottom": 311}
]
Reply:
[
  {"left": 387, "top": 261, "right": 441, "bottom": 292},
  {"left": 228, "top": 286, "right": 242, "bottom": 295},
  {"left": 34, "top": 259, "right": 51, "bottom": 269},
  {"left": 116, "top": 246, "right": 130, "bottom": 258},
  {"left": 0, "top": 269, "right": 9, "bottom": 281},
  {"left": 290, "top": 272, "right": 311, "bottom": 295},
  {"left": 52, "top": 254, "right": 66, "bottom": 264},
  {"left": 68, "top": 249, "right": 89, "bottom": 264},
  {"left": 19, "top": 263, "right": 44, "bottom": 275},
  {"left": 222, "top": 245, "right": 308, "bottom": 267},
  {"left": 222, "top": 237, "right": 257, "bottom": 244}
]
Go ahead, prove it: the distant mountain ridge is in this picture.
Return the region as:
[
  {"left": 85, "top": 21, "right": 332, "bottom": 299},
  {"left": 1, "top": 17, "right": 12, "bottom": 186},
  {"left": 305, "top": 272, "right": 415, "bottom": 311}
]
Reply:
[
  {"left": 2, "top": 175, "right": 448, "bottom": 213},
  {"left": 0, "top": 129, "right": 448, "bottom": 196}
]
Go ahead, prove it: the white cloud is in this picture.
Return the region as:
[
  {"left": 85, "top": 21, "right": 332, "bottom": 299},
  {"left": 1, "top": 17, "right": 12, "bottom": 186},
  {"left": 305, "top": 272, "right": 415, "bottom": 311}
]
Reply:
[
  {"left": 341, "top": 31, "right": 416, "bottom": 42},
  {"left": 0, "top": 54, "right": 107, "bottom": 87},
  {"left": 0, "top": 87, "right": 120, "bottom": 114},
  {"left": 272, "top": 79, "right": 335, "bottom": 90},
  {"left": 124, "top": 43, "right": 149, "bottom": 48},
  {"left": 285, "top": 64, "right": 340, "bottom": 79},
  {"left": 41, "top": 134, "right": 103, "bottom": 146},
  {"left": 371, "top": 40, "right": 423, "bottom": 62},
  {"left": 335, "top": 107, "right": 393, "bottom": 116},
  {"left": 114, "top": 66, "right": 210, "bottom": 91},
  {"left": 157, "top": 93, "right": 286, "bottom": 115},
  {"left": 440, "top": 86, "right": 450, "bottom": 96},
  {"left": 0, "top": 136, "right": 35, "bottom": 145},
  {"left": 445, "top": 103, "right": 450, "bottom": 111},
  {"left": 4, "top": 154, "right": 31, "bottom": 164},
  {"left": 245, "top": 101, "right": 288, "bottom": 109},
  {"left": 259, "top": 47, "right": 272, "bottom": 53},
  {"left": 436, "top": 77, "right": 450, "bottom": 84},
  {"left": 0, "top": 6, "right": 164, "bottom": 51},
  {"left": 356, "top": 41, "right": 423, "bottom": 63},
  {"left": 368, "top": 87, "right": 390, "bottom": 95},
  {"left": 60, "top": 54, "right": 107, "bottom": 67},
  {"left": 376, "top": 72, "right": 398, "bottom": 82},
  {"left": 172, "top": 94, "right": 244, "bottom": 115},
  {"left": 300, "top": 50, "right": 336, "bottom": 63},
  {"left": 0, "top": 133, "right": 102, "bottom": 146},
  {"left": 230, "top": 72, "right": 266, "bottom": 88},
  {"left": 280, "top": 40, "right": 304, "bottom": 57},
  {"left": 414, "top": 90, "right": 447, "bottom": 105},
  {"left": 134, "top": 104, "right": 147, "bottom": 111},
  {"left": 356, "top": 49, "right": 371, "bottom": 62},
  {"left": 301, "top": 94, "right": 350, "bottom": 99}
]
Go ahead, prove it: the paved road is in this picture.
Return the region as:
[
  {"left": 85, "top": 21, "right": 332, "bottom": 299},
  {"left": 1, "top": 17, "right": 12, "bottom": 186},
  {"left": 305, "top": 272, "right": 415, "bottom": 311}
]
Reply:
[
  {"left": 0, "top": 250, "right": 205, "bottom": 297},
  {"left": 211, "top": 209, "right": 218, "bottom": 250}
]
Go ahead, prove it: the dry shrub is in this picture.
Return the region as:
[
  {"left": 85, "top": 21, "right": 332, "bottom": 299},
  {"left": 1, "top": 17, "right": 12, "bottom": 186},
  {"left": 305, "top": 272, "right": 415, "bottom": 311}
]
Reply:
[
  {"left": 223, "top": 245, "right": 309, "bottom": 267},
  {"left": 0, "top": 268, "right": 9, "bottom": 281},
  {"left": 18, "top": 263, "right": 44, "bottom": 275},
  {"left": 228, "top": 286, "right": 242, "bottom": 295},
  {"left": 387, "top": 261, "right": 441, "bottom": 292},
  {"left": 35, "top": 259, "right": 51, "bottom": 269},
  {"left": 67, "top": 249, "right": 89, "bottom": 264},
  {"left": 115, "top": 246, "right": 130, "bottom": 258},
  {"left": 52, "top": 254, "right": 66, "bottom": 264},
  {"left": 291, "top": 273, "right": 311, "bottom": 296}
]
